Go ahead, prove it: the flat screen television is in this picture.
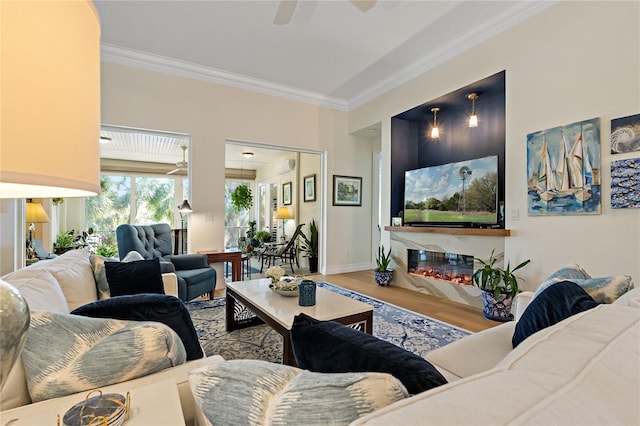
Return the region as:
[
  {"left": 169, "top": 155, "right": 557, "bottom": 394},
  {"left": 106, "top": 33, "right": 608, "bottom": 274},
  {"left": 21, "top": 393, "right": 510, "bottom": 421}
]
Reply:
[{"left": 403, "top": 155, "right": 499, "bottom": 227}]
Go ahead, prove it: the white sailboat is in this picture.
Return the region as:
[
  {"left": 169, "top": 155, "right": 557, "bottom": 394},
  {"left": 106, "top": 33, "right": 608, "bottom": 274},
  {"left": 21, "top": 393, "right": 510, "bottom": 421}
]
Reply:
[
  {"left": 567, "top": 126, "right": 593, "bottom": 202},
  {"left": 555, "top": 130, "right": 573, "bottom": 196},
  {"left": 536, "top": 137, "right": 556, "bottom": 201}
]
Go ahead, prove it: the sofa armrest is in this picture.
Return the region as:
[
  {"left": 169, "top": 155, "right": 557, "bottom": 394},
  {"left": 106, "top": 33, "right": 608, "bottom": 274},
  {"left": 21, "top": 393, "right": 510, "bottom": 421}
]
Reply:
[
  {"left": 169, "top": 254, "right": 209, "bottom": 270},
  {"left": 514, "top": 291, "right": 535, "bottom": 321},
  {"left": 160, "top": 260, "right": 176, "bottom": 274},
  {"left": 425, "top": 322, "right": 515, "bottom": 380},
  {"left": 162, "top": 272, "right": 178, "bottom": 297}
]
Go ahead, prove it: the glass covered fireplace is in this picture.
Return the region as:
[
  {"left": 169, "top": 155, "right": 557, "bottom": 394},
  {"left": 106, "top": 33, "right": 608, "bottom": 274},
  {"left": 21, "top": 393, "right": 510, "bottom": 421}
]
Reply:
[{"left": 408, "top": 249, "right": 474, "bottom": 286}]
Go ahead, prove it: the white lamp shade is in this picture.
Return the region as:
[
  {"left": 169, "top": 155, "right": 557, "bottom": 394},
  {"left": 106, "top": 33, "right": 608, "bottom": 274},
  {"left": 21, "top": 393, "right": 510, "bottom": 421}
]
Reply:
[
  {"left": 0, "top": 0, "right": 101, "bottom": 198},
  {"left": 469, "top": 113, "right": 478, "bottom": 128}
]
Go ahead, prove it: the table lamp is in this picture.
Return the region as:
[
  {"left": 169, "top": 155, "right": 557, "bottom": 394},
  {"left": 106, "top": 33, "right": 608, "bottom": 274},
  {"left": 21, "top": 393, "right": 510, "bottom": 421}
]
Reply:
[
  {"left": 25, "top": 199, "right": 50, "bottom": 260},
  {"left": 178, "top": 199, "right": 193, "bottom": 254},
  {"left": 275, "top": 207, "right": 293, "bottom": 241},
  {"left": 0, "top": 0, "right": 101, "bottom": 390}
]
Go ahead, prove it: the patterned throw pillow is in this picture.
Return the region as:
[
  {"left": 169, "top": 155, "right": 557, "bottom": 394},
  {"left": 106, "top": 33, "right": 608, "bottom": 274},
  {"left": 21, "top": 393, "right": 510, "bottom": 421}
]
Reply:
[
  {"left": 189, "top": 360, "right": 408, "bottom": 426},
  {"left": 22, "top": 311, "right": 186, "bottom": 402},
  {"left": 534, "top": 264, "right": 634, "bottom": 304},
  {"left": 89, "top": 254, "right": 111, "bottom": 300}
]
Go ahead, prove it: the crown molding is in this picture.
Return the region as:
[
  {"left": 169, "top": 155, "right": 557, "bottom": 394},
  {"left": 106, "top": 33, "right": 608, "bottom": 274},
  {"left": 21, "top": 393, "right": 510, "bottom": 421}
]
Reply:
[
  {"left": 101, "top": 44, "right": 349, "bottom": 111},
  {"left": 348, "top": 1, "right": 557, "bottom": 109},
  {"left": 101, "top": 1, "right": 555, "bottom": 112}
]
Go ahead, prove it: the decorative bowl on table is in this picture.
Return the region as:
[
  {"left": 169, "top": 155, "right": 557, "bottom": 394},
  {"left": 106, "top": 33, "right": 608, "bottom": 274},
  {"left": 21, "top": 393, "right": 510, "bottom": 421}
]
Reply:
[{"left": 269, "top": 276, "right": 300, "bottom": 297}]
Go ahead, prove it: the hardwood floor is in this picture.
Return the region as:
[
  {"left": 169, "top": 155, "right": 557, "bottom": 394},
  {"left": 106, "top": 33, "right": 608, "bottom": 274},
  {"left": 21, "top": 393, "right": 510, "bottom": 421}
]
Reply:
[{"left": 214, "top": 268, "right": 501, "bottom": 333}]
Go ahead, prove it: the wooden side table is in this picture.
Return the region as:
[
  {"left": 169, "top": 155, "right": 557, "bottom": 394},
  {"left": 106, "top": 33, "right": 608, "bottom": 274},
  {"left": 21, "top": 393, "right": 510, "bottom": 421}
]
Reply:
[{"left": 198, "top": 250, "right": 242, "bottom": 281}]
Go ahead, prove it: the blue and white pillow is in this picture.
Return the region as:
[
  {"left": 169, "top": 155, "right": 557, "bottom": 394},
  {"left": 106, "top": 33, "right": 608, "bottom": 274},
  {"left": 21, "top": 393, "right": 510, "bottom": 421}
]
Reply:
[
  {"left": 189, "top": 360, "right": 408, "bottom": 426},
  {"left": 22, "top": 310, "right": 186, "bottom": 402},
  {"left": 534, "top": 264, "right": 634, "bottom": 304}
]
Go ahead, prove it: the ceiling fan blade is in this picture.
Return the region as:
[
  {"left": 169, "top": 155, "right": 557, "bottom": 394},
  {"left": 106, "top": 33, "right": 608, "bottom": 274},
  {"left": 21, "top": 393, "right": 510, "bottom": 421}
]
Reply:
[
  {"left": 350, "top": 0, "right": 376, "bottom": 12},
  {"left": 273, "top": 0, "right": 298, "bottom": 25}
]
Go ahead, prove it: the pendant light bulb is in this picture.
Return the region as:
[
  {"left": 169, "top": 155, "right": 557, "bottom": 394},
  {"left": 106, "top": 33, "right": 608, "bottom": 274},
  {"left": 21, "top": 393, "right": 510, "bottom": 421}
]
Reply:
[
  {"left": 431, "top": 107, "right": 440, "bottom": 139},
  {"left": 467, "top": 93, "right": 479, "bottom": 128}
]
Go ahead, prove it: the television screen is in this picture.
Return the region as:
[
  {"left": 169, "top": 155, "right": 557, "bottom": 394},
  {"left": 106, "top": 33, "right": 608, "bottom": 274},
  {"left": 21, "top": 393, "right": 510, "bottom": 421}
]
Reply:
[{"left": 403, "top": 155, "right": 499, "bottom": 227}]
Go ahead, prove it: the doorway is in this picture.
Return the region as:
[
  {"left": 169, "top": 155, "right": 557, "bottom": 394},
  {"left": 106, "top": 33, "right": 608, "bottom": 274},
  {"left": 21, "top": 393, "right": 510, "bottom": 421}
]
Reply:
[{"left": 225, "top": 140, "right": 325, "bottom": 274}]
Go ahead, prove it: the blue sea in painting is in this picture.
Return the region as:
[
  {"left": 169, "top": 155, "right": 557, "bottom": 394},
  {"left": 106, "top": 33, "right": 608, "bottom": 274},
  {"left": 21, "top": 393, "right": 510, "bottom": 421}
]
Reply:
[{"left": 528, "top": 186, "right": 601, "bottom": 215}]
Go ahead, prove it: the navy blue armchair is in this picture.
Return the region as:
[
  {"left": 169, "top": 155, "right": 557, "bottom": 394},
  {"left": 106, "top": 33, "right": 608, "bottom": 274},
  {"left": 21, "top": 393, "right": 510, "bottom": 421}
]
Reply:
[{"left": 116, "top": 223, "right": 216, "bottom": 301}]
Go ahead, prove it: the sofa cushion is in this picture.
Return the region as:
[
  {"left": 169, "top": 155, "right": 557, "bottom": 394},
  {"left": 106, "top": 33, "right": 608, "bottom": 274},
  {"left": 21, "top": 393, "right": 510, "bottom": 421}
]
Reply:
[
  {"left": 105, "top": 258, "right": 165, "bottom": 297},
  {"left": 71, "top": 294, "right": 204, "bottom": 361},
  {"left": 189, "top": 360, "right": 408, "bottom": 426},
  {"left": 30, "top": 250, "right": 97, "bottom": 311},
  {"left": 352, "top": 305, "right": 640, "bottom": 425},
  {"left": 613, "top": 286, "right": 640, "bottom": 308},
  {"left": 21, "top": 310, "right": 186, "bottom": 402},
  {"left": 535, "top": 264, "right": 634, "bottom": 304},
  {"left": 2, "top": 269, "right": 68, "bottom": 313},
  {"left": 290, "top": 313, "right": 447, "bottom": 395},
  {"left": 512, "top": 280, "right": 598, "bottom": 348}
]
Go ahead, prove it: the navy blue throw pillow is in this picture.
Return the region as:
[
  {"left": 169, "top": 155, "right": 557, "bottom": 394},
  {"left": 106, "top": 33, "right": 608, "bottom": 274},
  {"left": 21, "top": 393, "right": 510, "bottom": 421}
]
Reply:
[
  {"left": 105, "top": 258, "right": 165, "bottom": 297},
  {"left": 512, "top": 280, "right": 598, "bottom": 348},
  {"left": 290, "top": 313, "right": 447, "bottom": 395},
  {"left": 71, "top": 294, "right": 204, "bottom": 360}
]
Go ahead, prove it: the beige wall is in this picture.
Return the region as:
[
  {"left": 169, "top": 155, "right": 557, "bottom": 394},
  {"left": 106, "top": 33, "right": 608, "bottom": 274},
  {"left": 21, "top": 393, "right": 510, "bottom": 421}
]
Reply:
[
  {"left": 101, "top": 63, "right": 374, "bottom": 285},
  {"left": 350, "top": 1, "right": 640, "bottom": 290}
]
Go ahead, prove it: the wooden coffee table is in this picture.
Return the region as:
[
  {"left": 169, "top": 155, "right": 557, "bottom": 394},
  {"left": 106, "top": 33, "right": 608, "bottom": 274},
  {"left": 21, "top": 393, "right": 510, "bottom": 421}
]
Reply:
[{"left": 225, "top": 279, "right": 373, "bottom": 366}]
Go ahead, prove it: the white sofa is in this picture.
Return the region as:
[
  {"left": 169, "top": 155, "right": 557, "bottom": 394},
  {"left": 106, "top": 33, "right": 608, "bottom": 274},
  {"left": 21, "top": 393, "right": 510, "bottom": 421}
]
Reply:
[
  {"left": 352, "top": 287, "right": 640, "bottom": 425},
  {"left": 0, "top": 250, "right": 223, "bottom": 425}
]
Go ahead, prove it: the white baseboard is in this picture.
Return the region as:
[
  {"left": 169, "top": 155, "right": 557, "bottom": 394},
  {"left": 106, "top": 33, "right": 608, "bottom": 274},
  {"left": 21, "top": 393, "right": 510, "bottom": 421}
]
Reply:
[{"left": 323, "top": 262, "right": 375, "bottom": 276}]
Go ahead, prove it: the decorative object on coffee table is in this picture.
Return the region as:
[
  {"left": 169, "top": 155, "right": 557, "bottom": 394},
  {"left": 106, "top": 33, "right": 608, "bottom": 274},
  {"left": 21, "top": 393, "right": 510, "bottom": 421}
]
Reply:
[
  {"left": 298, "top": 279, "right": 316, "bottom": 306},
  {"left": 265, "top": 265, "right": 286, "bottom": 284},
  {"left": 472, "top": 249, "right": 530, "bottom": 321},
  {"left": 270, "top": 276, "right": 300, "bottom": 297},
  {"left": 374, "top": 245, "right": 393, "bottom": 286}
]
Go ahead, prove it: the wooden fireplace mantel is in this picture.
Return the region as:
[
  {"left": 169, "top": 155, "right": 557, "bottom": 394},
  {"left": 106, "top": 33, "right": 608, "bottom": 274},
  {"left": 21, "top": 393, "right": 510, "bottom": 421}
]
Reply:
[{"left": 384, "top": 226, "right": 511, "bottom": 237}]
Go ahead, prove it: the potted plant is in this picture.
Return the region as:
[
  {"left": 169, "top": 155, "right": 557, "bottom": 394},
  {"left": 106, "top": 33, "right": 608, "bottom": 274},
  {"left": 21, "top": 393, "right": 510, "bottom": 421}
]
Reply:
[
  {"left": 255, "top": 230, "right": 272, "bottom": 246},
  {"left": 53, "top": 230, "right": 77, "bottom": 255},
  {"left": 374, "top": 245, "right": 393, "bottom": 286},
  {"left": 472, "top": 249, "right": 530, "bottom": 322},
  {"left": 231, "top": 184, "right": 253, "bottom": 211},
  {"left": 246, "top": 220, "right": 258, "bottom": 249},
  {"left": 299, "top": 219, "right": 319, "bottom": 273}
]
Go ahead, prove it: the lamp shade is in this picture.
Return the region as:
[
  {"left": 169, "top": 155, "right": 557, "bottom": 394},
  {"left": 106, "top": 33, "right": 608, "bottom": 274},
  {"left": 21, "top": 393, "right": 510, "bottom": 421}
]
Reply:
[
  {"left": 0, "top": 0, "right": 101, "bottom": 198},
  {"left": 275, "top": 207, "right": 293, "bottom": 220},
  {"left": 178, "top": 199, "right": 193, "bottom": 213},
  {"left": 26, "top": 200, "right": 50, "bottom": 223}
]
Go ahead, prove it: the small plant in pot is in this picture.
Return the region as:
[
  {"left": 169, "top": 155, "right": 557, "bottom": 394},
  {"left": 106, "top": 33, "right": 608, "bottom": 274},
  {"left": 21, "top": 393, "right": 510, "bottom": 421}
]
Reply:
[
  {"left": 472, "top": 249, "right": 530, "bottom": 322},
  {"left": 374, "top": 245, "right": 393, "bottom": 286},
  {"left": 299, "top": 219, "right": 319, "bottom": 273}
]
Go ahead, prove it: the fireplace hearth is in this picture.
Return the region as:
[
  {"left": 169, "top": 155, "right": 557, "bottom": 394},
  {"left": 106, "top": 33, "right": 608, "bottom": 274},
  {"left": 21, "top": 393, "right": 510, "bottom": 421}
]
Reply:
[{"left": 408, "top": 249, "right": 474, "bottom": 286}]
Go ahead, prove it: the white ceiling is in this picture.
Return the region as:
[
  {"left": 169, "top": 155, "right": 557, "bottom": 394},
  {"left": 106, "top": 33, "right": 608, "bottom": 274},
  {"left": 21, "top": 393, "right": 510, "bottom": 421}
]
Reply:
[
  {"left": 94, "top": 0, "right": 554, "bottom": 110},
  {"left": 94, "top": 0, "right": 553, "bottom": 168}
]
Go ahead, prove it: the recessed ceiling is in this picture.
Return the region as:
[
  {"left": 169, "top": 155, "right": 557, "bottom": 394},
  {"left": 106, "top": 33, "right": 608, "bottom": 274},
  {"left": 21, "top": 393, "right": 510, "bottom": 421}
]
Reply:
[{"left": 94, "top": 0, "right": 554, "bottom": 109}]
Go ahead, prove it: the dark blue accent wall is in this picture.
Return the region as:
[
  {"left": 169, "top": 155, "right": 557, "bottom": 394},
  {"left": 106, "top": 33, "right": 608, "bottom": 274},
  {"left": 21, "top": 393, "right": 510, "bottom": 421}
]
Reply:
[{"left": 390, "top": 71, "right": 506, "bottom": 224}]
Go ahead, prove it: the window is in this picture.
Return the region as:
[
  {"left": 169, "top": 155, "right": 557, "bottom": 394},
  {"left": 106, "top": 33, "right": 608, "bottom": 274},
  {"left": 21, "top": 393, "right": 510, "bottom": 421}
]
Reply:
[{"left": 86, "top": 173, "right": 187, "bottom": 237}]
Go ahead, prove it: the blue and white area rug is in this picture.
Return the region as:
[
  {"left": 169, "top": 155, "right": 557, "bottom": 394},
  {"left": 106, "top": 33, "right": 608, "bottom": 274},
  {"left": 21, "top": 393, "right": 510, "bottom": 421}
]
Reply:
[{"left": 187, "top": 282, "right": 470, "bottom": 363}]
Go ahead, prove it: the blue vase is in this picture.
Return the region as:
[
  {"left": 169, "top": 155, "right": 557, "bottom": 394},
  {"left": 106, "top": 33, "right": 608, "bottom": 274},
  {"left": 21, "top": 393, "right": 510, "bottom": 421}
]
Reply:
[{"left": 298, "top": 279, "right": 316, "bottom": 306}]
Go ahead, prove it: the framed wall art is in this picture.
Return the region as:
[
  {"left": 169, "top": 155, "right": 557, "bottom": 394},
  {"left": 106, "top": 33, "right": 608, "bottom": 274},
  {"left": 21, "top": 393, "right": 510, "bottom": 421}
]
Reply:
[
  {"left": 333, "top": 175, "right": 362, "bottom": 206},
  {"left": 611, "top": 157, "right": 640, "bottom": 209},
  {"left": 303, "top": 174, "right": 316, "bottom": 202},
  {"left": 611, "top": 113, "right": 640, "bottom": 154},
  {"left": 282, "top": 182, "right": 292, "bottom": 205},
  {"left": 526, "top": 117, "right": 601, "bottom": 216}
]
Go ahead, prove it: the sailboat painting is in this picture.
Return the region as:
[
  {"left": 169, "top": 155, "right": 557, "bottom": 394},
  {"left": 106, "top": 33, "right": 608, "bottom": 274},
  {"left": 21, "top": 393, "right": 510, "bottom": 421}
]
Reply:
[{"left": 527, "top": 117, "right": 601, "bottom": 215}]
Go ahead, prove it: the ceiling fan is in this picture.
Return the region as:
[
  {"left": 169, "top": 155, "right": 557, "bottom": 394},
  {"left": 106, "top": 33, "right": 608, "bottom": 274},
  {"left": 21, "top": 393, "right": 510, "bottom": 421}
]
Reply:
[
  {"left": 273, "top": 0, "right": 376, "bottom": 25},
  {"left": 167, "top": 145, "right": 188, "bottom": 175}
]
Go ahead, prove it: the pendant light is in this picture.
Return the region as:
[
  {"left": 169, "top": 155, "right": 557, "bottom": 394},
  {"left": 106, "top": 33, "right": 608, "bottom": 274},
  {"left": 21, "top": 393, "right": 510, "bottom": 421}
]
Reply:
[
  {"left": 467, "top": 93, "right": 479, "bottom": 128},
  {"left": 431, "top": 107, "right": 440, "bottom": 139}
]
